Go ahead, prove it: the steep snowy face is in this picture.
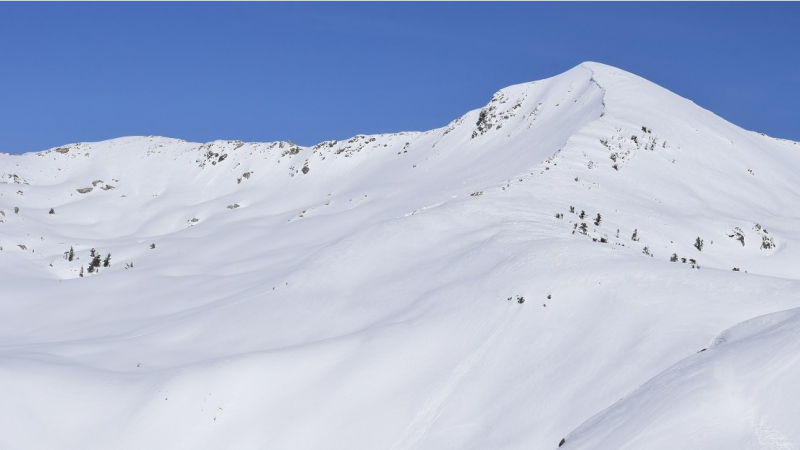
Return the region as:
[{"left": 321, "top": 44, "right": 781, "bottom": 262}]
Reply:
[
  {"left": 1, "top": 63, "right": 799, "bottom": 450},
  {"left": 564, "top": 307, "right": 800, "bottom": 450}
]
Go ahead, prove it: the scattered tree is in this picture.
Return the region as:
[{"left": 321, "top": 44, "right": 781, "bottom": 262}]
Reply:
[
  {"left": 79, "top": 266, "right": 84, "bottom": 277},
  {"left": 631, "top": 229, "right": 639, "bottom": 242},
  {"left": 579, "top": 222, "right": 588, "bottom": 235},
  {"left": 569, "top": 206, "right": 575, "bottom": 213},
  {"left": 642, "top": 246, "right": 651, "bottom": 256},
  {"left": 49, "top": 208, "right": 55, "bottom": 215},
  {"left": 14, "top": 207, "right": 19, "bottom": 214},
  {"left": 103, "top": 253, "right": 111, "bottom": 268},
  {"left": 594, "top": 213, "right": 602, "bottom": 226},
  {"left": 670, "top": 253, "right": 678, "bottom": 262},
  {"left": 694, "top": 237, "right": 704, "bottom": 251},
  {"left": 579, "top": 210, "right": 586, "bottom": 219},
  {"left": 150, "top": 243, "right": 156, "bottom": 249},
  {"left": 90, "top": 254, "right": 102, "bottom": 271}
]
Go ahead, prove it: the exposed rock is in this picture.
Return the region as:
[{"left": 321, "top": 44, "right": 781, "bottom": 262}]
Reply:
[{"left": 76, "top": 187, "right": 93, "bottom": 194}]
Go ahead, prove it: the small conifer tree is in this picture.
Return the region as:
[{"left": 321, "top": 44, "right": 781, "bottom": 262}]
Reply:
[{"left": 694, "top": 237, "right": 704, "bottom": 251}]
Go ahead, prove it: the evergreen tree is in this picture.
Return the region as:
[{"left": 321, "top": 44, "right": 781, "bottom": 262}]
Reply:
[
  {"left": 80, "top": 266, "right": 85, "bottom": 277},
  {"left": 91, "top": 254, "right": 102, "bottom": 269},
  {"left": 632, "top": 229, "right": 639, "bottom": 241},
  {"left": 90, "top": 248, "right": 96, "bottom": 258},
  {"left": 670, "top": 253, "right": 678, "bottom": 262},
  {"left": 694, "top": 237, "right": 704, "bottom": 251},
  {"left": 579, "top": 222, "right": 588, "bottom": 235},
  {"left": 68, "top": 246, "right": 74, "bottom": 262},
  {"left": 49, "top": 208, "right": 55, "bottom": 215},
  {"left": 594, "top": 213, "right": 602, "bottom": 226},
  {"left": 103, "top": 253, "right": 111, "bottom": 268}
]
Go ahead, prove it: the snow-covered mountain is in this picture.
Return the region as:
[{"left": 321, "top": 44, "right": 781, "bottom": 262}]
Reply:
[{"left": 1, "top": 62, "right": 799, "bottom": 450}]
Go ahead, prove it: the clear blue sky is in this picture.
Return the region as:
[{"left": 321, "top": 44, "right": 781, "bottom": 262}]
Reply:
[{"left": 1, "top": 2, "right": 798, "bottom": 154}]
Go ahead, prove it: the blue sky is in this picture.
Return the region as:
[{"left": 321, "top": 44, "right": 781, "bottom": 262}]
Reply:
[{"left": 1, "top": 2, "right": 798, "bottom": 154}]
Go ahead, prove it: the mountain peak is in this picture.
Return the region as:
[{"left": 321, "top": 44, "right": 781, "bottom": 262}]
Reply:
[{"left": 2, "top": 63, "right": 800, "bottom": 450}]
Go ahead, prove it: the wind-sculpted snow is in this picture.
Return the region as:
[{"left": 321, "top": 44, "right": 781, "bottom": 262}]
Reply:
[
  {"left": 563, "top": 308, "right": 800, "bottom": 450},
  {"left": 1, "top": 63, "right": 799, "bottom": 449}
]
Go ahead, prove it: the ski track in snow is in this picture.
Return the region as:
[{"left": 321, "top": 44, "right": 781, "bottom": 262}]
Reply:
[{"left": 390, "top": 312, "right": 512, "bottom": 450}]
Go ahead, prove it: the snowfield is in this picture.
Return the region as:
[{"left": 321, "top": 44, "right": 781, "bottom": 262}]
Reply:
[{"left": 1, "top": 62, "right": 799, "bottom": 449}]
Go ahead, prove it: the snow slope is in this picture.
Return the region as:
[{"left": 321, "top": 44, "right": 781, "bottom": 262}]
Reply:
[
  {"left": 1, "top": 62, "right": 799, "bottom": 449},
  {"left": 564, "top": 307, "right": 800, "bottom": 450}
]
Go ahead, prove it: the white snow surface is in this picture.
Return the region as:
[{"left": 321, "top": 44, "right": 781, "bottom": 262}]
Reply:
[{"left": 1, "top": 62, "right": 799, "bottom": 449}]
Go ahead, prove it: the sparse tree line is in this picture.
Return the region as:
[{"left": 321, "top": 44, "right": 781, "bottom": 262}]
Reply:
[
  {"left": 59, "top": 243, "right": 152, "bottom": 278},
  {"left": 560, "top": 206, "right": 708, "bottom": 267},
  {"left": 561, "top": 205, "right": 779, "bottom": 271},
  {"left": 64, "top": 247, "right": 112, "bottom": 277},
  {"left": 561, "top": 206, "right": 610, "bottom": 244}
]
